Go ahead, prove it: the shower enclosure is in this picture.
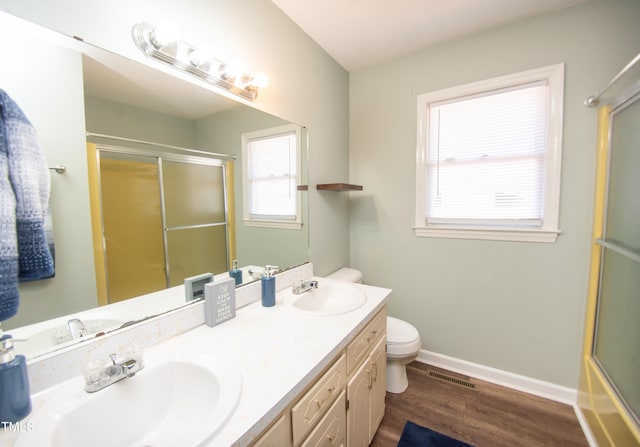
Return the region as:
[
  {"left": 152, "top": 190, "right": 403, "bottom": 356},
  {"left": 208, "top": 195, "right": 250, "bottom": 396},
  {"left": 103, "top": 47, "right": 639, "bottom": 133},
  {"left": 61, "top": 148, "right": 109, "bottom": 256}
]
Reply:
[
  {"left": 579, "top": 80, "right": 640, "bottom": 446},
  {"left": 87, "top": 143, "right": 230, "bottom": 304}
]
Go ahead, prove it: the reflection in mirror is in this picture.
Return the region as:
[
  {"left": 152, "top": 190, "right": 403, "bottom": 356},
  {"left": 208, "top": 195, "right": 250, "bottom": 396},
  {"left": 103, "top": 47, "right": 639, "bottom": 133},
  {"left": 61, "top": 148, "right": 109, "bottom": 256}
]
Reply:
[
  {"left": 89, "top": 147, "right": 230, "bottom": 305},
  {"left": 0, "top": 12, "right": 309, "bottom": 358}
]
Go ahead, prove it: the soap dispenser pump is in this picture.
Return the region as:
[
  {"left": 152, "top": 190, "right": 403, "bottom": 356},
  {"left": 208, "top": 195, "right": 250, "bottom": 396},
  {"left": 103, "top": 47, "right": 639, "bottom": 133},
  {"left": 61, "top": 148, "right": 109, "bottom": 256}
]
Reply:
[
  {"left": 0, "top": 333, "right": 32, "bottom": 423},
  {"left": 229, "top": 260, "right": 243, "bottom": 286},
  {"left": 261, "top": 265, "right": 278, "bottom": 307}
]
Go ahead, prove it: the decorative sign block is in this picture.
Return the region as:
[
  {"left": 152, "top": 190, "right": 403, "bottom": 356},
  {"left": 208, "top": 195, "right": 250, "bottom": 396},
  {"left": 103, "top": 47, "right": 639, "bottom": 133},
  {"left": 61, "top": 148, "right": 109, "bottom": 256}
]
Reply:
[
  {"left": 184, "top": 273, "right": 214, "bottom": 302},
  {"left": 204, "top": 277, "right": 236, "bottom": 327}
]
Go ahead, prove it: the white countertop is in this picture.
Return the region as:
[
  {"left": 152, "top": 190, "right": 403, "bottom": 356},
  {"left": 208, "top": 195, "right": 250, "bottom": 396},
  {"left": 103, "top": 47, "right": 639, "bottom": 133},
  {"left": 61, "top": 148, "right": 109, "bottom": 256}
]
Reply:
[
  {"left": 2, "top": 278, "right": 390, "bottom": 447},
  {"left": 9, "top": 265, "right": 266, "bottom": 360}
]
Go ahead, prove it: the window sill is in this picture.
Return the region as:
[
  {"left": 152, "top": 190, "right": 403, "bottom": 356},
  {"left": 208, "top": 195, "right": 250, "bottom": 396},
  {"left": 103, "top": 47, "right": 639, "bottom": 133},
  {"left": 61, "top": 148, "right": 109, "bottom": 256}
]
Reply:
[
  {"left": 413, "top": 226, "right": 560, "bottom": 243},
  {"left": 244, "top": 219, "right": 303, "bottom": 230}
]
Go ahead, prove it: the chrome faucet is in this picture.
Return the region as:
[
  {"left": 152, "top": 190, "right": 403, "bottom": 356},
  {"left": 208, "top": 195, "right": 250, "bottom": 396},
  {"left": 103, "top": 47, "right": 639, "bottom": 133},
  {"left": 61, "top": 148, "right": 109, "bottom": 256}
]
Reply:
[
  {"left": 67, "top": 318, "right": 88, "bottom": 339},
  {"left": 292, "top": 279, "right": 319, "bottom": 295},
  {"left": 84, "top": 351, "right": 144, "bottom": 393}
]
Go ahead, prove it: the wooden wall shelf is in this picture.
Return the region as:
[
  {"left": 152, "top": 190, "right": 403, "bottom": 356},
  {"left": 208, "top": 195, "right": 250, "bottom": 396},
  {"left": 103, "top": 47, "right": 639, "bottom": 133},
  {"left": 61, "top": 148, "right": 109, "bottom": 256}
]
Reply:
[{"left": 316, "top": 183, "right": 363, "bottom": 191}]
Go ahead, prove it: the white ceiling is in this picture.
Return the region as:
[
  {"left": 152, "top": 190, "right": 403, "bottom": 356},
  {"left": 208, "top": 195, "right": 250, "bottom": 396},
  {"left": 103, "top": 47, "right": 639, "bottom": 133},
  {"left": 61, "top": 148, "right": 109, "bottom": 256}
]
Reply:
[{"left": 271, "top": 0, "right": 588, "bottom": 71}]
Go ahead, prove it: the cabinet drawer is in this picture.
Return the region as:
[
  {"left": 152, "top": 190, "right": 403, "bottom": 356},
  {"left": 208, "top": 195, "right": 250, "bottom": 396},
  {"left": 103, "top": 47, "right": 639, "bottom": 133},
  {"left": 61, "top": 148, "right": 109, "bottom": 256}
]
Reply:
[
  {"left": 301, "top": 391, "right": 346, "bottom": 447},
  {"left": 346, "top": 308, "right": 386, "bottom": 375},
  {"left": 252, "top": 413, "right": 292, "bottom": 447},
  {"left": 292, "top": 354, "right": 347, "bottom": 446}
]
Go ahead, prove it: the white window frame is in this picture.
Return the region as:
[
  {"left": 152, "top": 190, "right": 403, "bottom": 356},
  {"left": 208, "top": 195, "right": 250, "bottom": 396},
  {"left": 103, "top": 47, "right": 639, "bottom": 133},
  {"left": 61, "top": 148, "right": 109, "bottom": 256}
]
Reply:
[
  {"left": 242, "top": 124, "right": 302, "bottom": 230},
  {"left": 414, "top": 64, "right": 564, "bottom": 243}
]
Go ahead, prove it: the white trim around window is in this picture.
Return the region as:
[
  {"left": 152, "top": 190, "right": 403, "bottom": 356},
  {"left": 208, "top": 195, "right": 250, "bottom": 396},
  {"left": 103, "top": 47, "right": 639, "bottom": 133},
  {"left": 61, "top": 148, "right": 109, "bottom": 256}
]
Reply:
[
  {"left": 242, "top": 124, "right": 303, "bottom": 230},
  {"left": 414, "top": 64, "right": 564, "bottom": 243}
]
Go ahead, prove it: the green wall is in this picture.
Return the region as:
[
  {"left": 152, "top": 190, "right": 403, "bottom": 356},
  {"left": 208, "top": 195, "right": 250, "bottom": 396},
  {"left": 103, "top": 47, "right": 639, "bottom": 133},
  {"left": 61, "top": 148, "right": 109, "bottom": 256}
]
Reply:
[
  {"left": 84, "top": 96, "right": 195, "bottom": 148},
  {"left": 349, "top": 0, "right": 640, "bottom": 387}
]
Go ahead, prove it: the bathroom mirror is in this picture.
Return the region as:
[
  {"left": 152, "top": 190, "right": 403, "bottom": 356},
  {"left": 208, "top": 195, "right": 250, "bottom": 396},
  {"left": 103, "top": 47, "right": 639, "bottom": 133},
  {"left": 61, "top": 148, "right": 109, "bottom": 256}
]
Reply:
[{"left": 0, "top": 12, "right": 309, "bottom": 357}]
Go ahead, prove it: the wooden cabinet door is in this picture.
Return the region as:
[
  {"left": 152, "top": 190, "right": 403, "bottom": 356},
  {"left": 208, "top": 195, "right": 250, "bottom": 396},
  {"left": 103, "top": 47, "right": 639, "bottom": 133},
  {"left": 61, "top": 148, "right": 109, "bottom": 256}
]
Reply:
[
  {"left": 368, "top": 337, "right": 386, "bottom": 442},
  {"left": 346, "top": 355, "right": 372, "bottom": 447}
]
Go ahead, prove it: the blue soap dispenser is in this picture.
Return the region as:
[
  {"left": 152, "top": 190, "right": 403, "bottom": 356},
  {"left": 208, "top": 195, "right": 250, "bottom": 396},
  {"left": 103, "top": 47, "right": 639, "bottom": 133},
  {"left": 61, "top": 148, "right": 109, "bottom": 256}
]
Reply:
[
  {"left": 229, "top": 260, "right": 243, "bottom": 286},
  {"left": 261, "top": 265, "right": 278, "bottom": 307},
  {"left": 0, "top": 333, "right": 32, "bottom": 423}
]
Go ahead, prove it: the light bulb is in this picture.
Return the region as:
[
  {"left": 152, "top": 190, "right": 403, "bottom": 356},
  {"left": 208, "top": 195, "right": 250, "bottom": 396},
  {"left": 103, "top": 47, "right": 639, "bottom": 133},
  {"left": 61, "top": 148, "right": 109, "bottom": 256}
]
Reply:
[
  {"left": 224, "top": 59, "right": 245, "bottom": 79},
  {"left": 190, "top": 43, "right": 214, "bottom": 67},
  {"left": 250, "top": 73, "right": 268, "bottom": 89},
  {"left": 150, "top": 21, "right": 179, "bottom": 48}
]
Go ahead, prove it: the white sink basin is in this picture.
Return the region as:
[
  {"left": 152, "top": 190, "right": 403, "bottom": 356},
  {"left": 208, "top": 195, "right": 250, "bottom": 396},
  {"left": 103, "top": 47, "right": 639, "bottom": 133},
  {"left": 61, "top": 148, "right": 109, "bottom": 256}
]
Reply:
[
  {"left": 16, "top": 350, "right": 242, "bottom": 447},
  {"left": 282, "top": 281, "right": 366, "bottom": 315}
]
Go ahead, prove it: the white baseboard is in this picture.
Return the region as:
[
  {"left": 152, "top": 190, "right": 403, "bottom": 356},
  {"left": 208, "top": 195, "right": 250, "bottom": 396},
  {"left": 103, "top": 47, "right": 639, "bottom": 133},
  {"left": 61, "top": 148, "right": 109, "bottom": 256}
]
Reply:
[{"left": 415, "top": 349, "right": 577, "bottom": 406}]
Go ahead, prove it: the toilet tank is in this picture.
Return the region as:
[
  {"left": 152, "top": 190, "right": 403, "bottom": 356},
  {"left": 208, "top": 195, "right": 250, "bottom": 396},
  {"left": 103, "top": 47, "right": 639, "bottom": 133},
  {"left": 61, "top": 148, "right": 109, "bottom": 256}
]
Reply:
[{"left": 326, "top": 268, "right": 362, "bottom": 283}]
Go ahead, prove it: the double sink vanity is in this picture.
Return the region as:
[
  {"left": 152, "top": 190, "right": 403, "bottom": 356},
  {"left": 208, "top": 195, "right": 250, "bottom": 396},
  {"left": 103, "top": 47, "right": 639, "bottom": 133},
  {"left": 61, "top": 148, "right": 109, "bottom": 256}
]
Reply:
[{"left": 1, "top": 264, "right": 390, "bottom": 447}]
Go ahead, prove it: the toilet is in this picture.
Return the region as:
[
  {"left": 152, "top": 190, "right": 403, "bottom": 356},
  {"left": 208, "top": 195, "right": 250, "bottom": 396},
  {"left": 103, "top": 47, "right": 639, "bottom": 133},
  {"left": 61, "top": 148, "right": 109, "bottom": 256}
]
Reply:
[
  {"left": 385, "top": 316, "right": 421, "bottom": 393},
  {"left": 326, "top": 268, "right": 422, "bottom": 394}
]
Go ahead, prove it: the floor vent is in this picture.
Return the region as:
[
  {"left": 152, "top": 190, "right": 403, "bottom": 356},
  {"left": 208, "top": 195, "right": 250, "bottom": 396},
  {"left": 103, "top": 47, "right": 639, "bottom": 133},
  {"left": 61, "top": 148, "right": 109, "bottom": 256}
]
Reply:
[{"left": 427, "top": 370, "right": 476, "bottom": 390}]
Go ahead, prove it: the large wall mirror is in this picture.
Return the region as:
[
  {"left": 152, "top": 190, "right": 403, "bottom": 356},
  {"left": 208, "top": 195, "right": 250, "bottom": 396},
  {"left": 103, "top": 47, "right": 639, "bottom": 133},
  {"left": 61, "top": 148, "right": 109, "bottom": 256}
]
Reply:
[{"left": 0, "top": 12, "right": 309, "bottom": 358}]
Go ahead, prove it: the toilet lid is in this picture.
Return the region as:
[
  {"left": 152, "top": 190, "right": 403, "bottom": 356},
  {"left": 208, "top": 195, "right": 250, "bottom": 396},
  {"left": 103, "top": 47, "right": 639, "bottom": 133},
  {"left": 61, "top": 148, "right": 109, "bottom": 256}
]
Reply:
[{"left": 386, "top": 317, "right": 419, "bottom": 344}]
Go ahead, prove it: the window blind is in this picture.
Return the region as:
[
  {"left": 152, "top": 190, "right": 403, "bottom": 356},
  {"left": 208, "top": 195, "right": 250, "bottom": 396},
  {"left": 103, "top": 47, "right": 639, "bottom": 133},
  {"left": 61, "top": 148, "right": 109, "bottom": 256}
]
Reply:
[
  {"left": 426, "top": 82, "right": 547, "bottom": 226},
  {"left": 247, "top": 131, "right": 297, "bottom": 219}
]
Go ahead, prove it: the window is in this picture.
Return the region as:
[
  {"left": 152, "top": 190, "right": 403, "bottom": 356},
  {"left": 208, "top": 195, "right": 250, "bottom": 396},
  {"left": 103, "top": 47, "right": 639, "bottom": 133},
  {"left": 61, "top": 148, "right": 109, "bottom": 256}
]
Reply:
[
  {"left": 415, "top": 64, "right": 564, "bottom": 242},
  {"left": 242, "top": 124, "right": 302, "bottom": 229}
]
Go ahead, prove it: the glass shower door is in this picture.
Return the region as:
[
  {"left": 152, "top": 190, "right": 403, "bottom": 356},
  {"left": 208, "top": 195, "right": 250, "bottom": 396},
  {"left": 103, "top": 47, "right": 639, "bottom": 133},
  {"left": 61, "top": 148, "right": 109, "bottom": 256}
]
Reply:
[
  {"left": 592, "top": 92, "right": 640, "bottom": 424},
  {"left": 161, "top": 159, "right": 228, "bottom": 286},
  {"left": 579, "top": 84, "right": 640, "bottom": 447},
  {"left": 99, "top": 153, "right": 166, "bottom": 303}
]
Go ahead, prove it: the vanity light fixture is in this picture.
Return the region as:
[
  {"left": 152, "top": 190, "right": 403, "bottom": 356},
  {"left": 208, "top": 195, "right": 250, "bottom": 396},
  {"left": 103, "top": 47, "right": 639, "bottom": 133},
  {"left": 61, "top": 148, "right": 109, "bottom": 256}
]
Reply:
[{"left": 132, "top": 22, "right": 267, "bottom": 101}]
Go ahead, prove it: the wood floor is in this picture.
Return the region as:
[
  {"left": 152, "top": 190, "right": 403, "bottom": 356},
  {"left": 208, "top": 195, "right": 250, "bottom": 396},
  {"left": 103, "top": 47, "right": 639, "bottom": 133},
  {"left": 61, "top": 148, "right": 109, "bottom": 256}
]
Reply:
[{"left": 371, "top": 362, "right": 589, "bottom": 447}]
